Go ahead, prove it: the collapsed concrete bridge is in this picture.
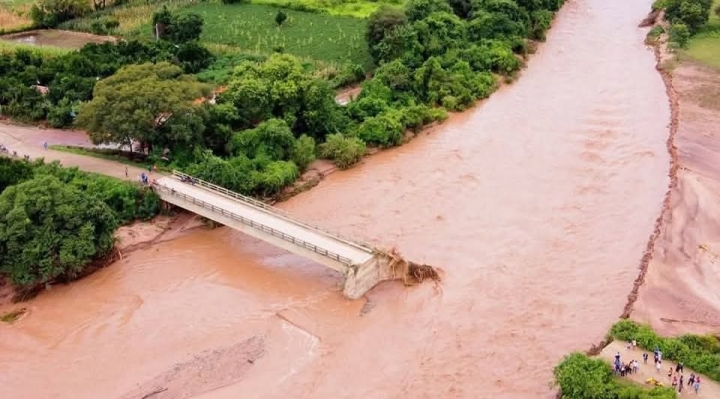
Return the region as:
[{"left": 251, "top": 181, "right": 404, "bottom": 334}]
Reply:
[{"left": 153, "top": 171, "right": 436, "bottom": 299}]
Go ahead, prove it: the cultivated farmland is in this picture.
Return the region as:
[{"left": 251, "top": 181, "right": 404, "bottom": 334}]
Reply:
[
  {"left": 250, "top": 0, "right": 404, "bottom": 18},
  {"left": 179, "top": 3, "right": 371, "bottom": 67}
]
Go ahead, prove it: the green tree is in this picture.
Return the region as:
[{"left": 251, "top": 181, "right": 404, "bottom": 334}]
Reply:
[
  {"left": 0, "top": 175, "right": 118, "bottom": 288},
  {"left": 291, "top": 134, "right": 316, "bottom": 172},
  {"left": 275, "top": 10, "right": 288, "bottom": 26},
  {"left": 76, "top": 62, "right": 209, "bottom": 152},
  {"left": 0, "top": 157, "right": 34, "bottom": 192},
  {"left": 168, "top": 13, "right": 204, "bottom": 43},
  {"left": 367, "top": 6, "right": 408, "bottom": 62},
  {"left": 31, "top": 0, "right": 91, "bottom": 28},
  {"left": 227, "top": 119, "right": 296, "bottom": 160},
  {"left": 670, "top": 23, "right": 691, "bottom": 47},
  {"left": 405, "top": 0, "right": 453, "bottom": 22},
  {"left": 665, "top": 0, "right": 713, "bottom": 32}
]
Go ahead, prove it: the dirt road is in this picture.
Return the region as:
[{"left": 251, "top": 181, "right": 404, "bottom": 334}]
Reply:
[
  {"left": 598, "top": 340, "right": 719, "bottom": 396},
  {"left": 0, "top": 121, "right": 147, "bottom": 180}
]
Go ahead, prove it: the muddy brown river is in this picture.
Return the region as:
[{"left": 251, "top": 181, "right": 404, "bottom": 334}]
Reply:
[{"left": 0, "top": 0, "right": 672, "bottom": 398}]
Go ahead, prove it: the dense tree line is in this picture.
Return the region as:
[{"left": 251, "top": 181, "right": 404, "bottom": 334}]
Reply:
[
  {"left": 0, "top": 158, "right": 160, "bottom": 290},
  {"left": 0, "top": 39, "right": 213, "bottom": 126}
]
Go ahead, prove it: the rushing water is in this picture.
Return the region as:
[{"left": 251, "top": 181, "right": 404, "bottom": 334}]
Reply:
[{"left": 0, "top": 0, "right": 671, "bottom": 398}]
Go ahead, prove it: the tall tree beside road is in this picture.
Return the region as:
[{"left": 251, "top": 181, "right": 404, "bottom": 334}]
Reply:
[{"left": 76, "top": 62, "right": 211, "bottom": 153}]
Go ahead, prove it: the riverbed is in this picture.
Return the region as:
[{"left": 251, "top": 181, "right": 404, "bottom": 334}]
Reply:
[{"left": 0, "top": 0, "right": 672, "bottom": 398}]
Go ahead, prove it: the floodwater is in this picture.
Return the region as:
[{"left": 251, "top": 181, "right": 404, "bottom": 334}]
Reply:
[{"left": 0, "top": 0, "right": 672, "bottom": 398}]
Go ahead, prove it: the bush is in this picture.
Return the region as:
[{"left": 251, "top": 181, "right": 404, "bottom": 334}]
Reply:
[
  {"left": 647, "top": 25, "right": 665, "bottom": 41},
  {"left": 610, "top": 320, "right": 720, "bottom": 381},
  {"left": 669, "top": 23, "right": 690, "bottom": 48},
  {"left": 319, "top": 133, "right": 366, "bottom": 169},
  {"left": 553, "top": 353, "right": 677, "bottom": 399},
  {"left": 663, "top": 0, "right": 713, "bottom": 33},
  {"left": 275, "top": 10, "right": 288, "bottom": 26},
  {"left": 0, "top": 175, "right": 118, "bottom": 288},
  {"left": 291, "top": 134, "right": 316, "bottom": 172},
  {"left": 356, "top": 112, "right": 405, "bottom": 147}
]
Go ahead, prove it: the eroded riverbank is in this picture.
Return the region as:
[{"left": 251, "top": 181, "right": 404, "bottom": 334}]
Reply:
[
  {"left": 631, "top": 28, "right": 720, "bottom": 335},
  {"left": 0, "top": 1, "right": 674, "bottom": 398}
]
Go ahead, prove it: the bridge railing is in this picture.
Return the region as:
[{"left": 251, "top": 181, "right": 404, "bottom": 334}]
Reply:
[
  {"left": 171, "top": 170, "right": 376, "bottom": 253},
  {"left": 154, "top": 183, "right": 355, "bottom": 266}
]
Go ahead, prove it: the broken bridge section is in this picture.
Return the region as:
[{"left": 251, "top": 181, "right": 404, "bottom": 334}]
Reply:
[{"left": 153, "top": 171, "right": 433, "bottom": 299}]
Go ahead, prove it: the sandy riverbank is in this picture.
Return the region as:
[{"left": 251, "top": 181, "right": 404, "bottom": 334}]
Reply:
[{"left": 630, "top": 17, "right": 720, "bottom": 336}]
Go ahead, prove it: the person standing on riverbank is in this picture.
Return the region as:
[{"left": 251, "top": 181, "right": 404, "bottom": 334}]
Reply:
[{"left": 679, "top": 374, "right": 684, "bottom": 393}]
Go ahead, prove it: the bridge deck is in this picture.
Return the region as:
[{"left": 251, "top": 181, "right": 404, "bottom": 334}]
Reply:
[{"left": 156, "top": 176, "right": 375, "bottom": 266}]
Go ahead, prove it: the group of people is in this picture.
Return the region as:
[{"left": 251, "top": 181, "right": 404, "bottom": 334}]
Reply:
[
  {"left": 1, "top": 141, "right": 49, "bottom": 159},
  {"left": 613, "top": 350, "right": 639, "bottom": 377},
  {"left": 129, "top": 164, "right": 159, "bottom": 185},
  {"left": 619, "top": 340, "right": 703, "bottom": 395}
]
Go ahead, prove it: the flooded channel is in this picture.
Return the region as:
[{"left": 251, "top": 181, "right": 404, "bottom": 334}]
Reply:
[{"left": 0, "top": 0, "right": 671, "bottom": 398}]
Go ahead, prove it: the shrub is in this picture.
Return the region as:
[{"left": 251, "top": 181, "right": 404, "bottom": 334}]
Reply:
[
  {"left": 275, "top": 10, "right": 288, "bottom": 26},
  {"left": 291, "top": 134, "right": 316, "bottom": 172},
  {"left": 0, "top": 175, "right": 118, "bottom": 288},
  {"left": 669, "top": 23, "right": 690, "bottom": 48},
  {"left": 319, "top": 133, "right": 366, "bottom": 169},
  {"left": 664, "top": 0, "right": 713, "bottom": 33},
  {"left": 648, "top": 25, "right": 665, "bottom": 41},
  {"left": 610, "top": 320, "right": 720, "bottom": 381},
  {"left": 367, "top": 6, "right": 408, "bottom": 62},
  {"left": 553, "top": 353, "right": 677, "bottom": 399},
  {"left": 356, "top": 112, "right": 405, "bottom": 147}
]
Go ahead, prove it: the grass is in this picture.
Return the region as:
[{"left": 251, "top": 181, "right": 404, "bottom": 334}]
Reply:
[
  {"left": 249, "top": 0, "right": 404, "bottom": 18},
  {"left": 1, "top": 308, "right": 26, "bottom": 323},
  {"left": 0, "top": 0, "right": 34, "bottom": 33},
  {"left": 50, "top": 145, "right": 172, "bottom": 172},
  {"left": 0, "top": 40, "right": 73, "bottom": 56},
  {"left": 684, "top": 0, "right": 720, "bottom": 68}
]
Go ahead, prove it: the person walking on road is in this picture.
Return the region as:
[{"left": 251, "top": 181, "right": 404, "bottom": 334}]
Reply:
[
  {"left": 125, "top": 166, "right": 128, "bottom": 178},
  {"left": 694, "top": 377, "right": 701, "bottom": 394},
  {"left": 643, "top": 352, "right": 649, "bottom": 364}
]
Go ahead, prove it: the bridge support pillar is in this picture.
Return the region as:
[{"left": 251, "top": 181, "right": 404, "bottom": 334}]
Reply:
[{"left": 343, "top": 255, "right": 397, "bottom": 299}]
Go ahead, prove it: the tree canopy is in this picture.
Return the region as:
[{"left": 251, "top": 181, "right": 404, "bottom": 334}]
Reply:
[
  {"left": 76, "top": 62, "right": 210, "bottom": 152},
  {"left": 0, "top": 175, "right": 118, "bottom": 288}
]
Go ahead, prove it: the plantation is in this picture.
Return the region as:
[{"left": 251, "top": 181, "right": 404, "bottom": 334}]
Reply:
[
  {"left": 250, "top": 0, "right": 404, "bottom": 18},
  {"left": 178, "top": 3, "right": 372, "bottom": 67}
]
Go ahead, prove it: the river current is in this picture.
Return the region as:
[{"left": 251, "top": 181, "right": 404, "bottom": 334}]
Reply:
[{"left": 0, "top": 0, "right": 671, "bottom": 398}]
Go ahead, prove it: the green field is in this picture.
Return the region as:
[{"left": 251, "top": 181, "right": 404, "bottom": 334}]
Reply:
[
  {"left": 181, "top": 3, "right": 370, "bottom": 66},
  {"left": 685, "top": 0, "right": 720, "bottom": 68},
  {"left": 249, "top": 0, "right": 403, "bottom": 18},
  {"left": 60, "top": 1, "right": 372, "bottom": 67}
]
